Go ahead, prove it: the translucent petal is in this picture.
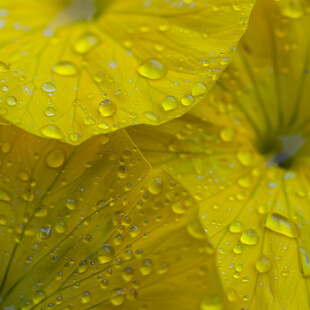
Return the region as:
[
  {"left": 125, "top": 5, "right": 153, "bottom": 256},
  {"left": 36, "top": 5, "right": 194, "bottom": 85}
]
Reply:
[
  {"left": 0, "top": 125, "right": 225, "bottom": 310},
  {"left": 0, "top": 0, "right": 254, "bottom": 144},
  {"left": 128, "top": 0, "right": 310, "bottom": 308}
]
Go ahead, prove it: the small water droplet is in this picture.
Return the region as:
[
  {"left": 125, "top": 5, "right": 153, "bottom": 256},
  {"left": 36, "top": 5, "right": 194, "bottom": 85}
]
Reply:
[
  {"left": 41, "top": 82, "right": 56, "bottom": 92},
  {"left": 140, "top": 259, "right": 153, "bottom": 275},
  {"left": 80, "top": 291, "right": 91, "bottom": 304},
  {"left": 6, "top": 96, "right": 17, "bottom": 106},
  {"left": 66, "top": 198, "right": 77, "bottom": 210},
  {"left": 110, "top": 289, "right": 125, "bottom": 306},
  {"left": 98, "top": 245, "right": 115, "bottom": 264},
  {"left": 220, "top": 127, "right": 235, "bottom": 142},
  {"left": 192, "top": 82, "right": 208, "bottom": 96},
  {"left": 229, "top": 221, "right": 243, "bottom": 233},
  {"left": 181, "top": 94, "right": 195, "bottom": 106},
  {"left": 45, "top": 107, "right": 56, "bottom": 117}
]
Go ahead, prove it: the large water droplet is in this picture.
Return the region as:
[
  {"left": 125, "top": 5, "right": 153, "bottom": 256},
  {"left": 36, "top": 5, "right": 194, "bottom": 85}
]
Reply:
[
  {"left": 240, "top": 229, "right": 258, "bottom": 245},
  {"left": 53, "top": 61, "right": 78, "bottom": 76},
  {"left": 147, "top": 177, "right": 163, "bottom": 195},
  {"left": 74, "top": 33, "right": 99, "bottom": 54},
  {"left": 264, "top": 213, "right": 298, "bottom": 238},
  {"left": 99, "top": 99, "right": 115, "bottom": 117},
  {"left": 138, "top": 59, "right": 166, "bottom": 79},
  {"left": 40, "top": 125, "right": 63, "bottom": 139},
  {"left": 46, "top": 149, "right": 65, "bottom": 168},
  {"left": 255, "top": 255, "right": 272, "bottom": 273},
  {"left": 161, "top": 95, "right": 177, "bottom": 111},
  {"left": 98, "top": 245, "right": 115, "bottom": 264}
]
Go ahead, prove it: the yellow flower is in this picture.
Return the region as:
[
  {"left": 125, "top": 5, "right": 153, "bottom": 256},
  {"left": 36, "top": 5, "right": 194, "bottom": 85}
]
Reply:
[
  {"left": 0, "top": 0, "right": 254, "bottom": 144},
  {"left": 129, "top": 0, "right": 310, "bottom": 308},
  {"left": 0, "top": 125, "right": 226, "bottom": 310}
]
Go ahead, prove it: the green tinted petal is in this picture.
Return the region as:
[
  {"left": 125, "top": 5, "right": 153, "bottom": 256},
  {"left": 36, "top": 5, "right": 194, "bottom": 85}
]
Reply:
[{"left": 0, "top": 125, "right": 225, "bottom": 310}]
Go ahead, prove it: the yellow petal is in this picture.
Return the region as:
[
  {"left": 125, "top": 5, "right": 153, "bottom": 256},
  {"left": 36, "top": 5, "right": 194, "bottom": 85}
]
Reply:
[
  {"left": 0, "top": 0, "right": 254, "bottom": 144},
  {"left": 0, "top": 125, "right": 226, "bottom": 310},
  {"left": 128, "top": 0, "right": 310, "bottom": 308}
]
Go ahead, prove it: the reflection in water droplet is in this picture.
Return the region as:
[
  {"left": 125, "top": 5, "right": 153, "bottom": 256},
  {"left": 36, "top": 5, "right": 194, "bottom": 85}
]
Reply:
[
  {"left": 138, "top": 59, "right": 166, "bottom": 79},
  {"left": 6, "top": 96, "right": 17, "bottom": 106},
  {"left": 41, "top": 82, "right": 56, "bottom": 92},
  {"left": 255, "top": 256, "right": 272, "bottom": 273},
  {"left": 99, "top": 100, "right": 115, "bottom": 117},
  {"left": 147, "top": 177, "right": 163, "bottom": 195}
]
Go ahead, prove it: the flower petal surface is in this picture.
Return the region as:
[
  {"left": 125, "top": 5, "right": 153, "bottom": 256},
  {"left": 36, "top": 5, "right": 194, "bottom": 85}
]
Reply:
[{"left": 0, "top": 0, "right": 254, "bottom": 144}]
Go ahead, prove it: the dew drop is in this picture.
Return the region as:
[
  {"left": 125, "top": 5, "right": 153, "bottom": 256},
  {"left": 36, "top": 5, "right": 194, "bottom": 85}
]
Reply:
[
  {"left": 161, "top": 96, "right": 178, "bottom": 111},
  {"left": 171, "top": 201, "right": 186, "bottom": 214},
  {"left": 45, "top": 107, "right": 56, "bottom": 117},
  {"left": 220, "top": 127, "right": 235, "bottom": 142},
  {"left": 298, "top": 248, "right": 310, "bottom": 277},
  {"left": 147, "top": 177, "right": 163, "bottom": 195},
  {"left": 110, "top": 289, "right": 125, "bottom": 306},
  {"left": 37, "top": 226, "right": 52, "bottom": 240},
  {"left": 181, "top": 94, "right": 195, "bottom": 107},
  {"left": 144, "top": 112, "right": 159, "bottom": 122},
  {"left": 255, "top": 255, "right": 272, "bottom": 273},
  {"left": 41, "top": 82, "right": 56, "bottom": 92},
  {"left": 40, "top": 125, "right": 63, "bottom": 139},
  {"left": 192, "top": 82, "right": 208, "bottom": 96},
  {"left": 52, "top": 61, "right": 78, "bottom": 76},
  {"left": 74, "top": 33, "right": 98, "bottom": 54},
  {"left": 6, "top": 96, "right": 17, "bottom": 106},
  {"left": 240, "top": 229, "right": 258, "bottom": 245},
  {"left": 98, "top": 245, "right": 115, "bottom": 264},
  {"left": 66, "top": 198, "right": 77, "bottom": 210},
  {"left": 46, "top": 149, "right": 65, "bottom": 168},
  {"left": 54, "top": 222, "right": 66, "bottom": 234},
  {"left": 138, "top": 59, "right": 166, "bottom": 80},
  {"left": 122, "top": 267, "right": 134, "bottom": 282},
  {"left": 264, "top": 213, "right": 298, "bottom": 238},
  {"left": 99, "top": 99, "right": 115, "bottom": 117},
  {"left": 187, "top": 220, "right": 206, "bottom": 240},
  {"left": 140, "top": 259, "right": 153, "bottom": 276},
  {"left": 237, "top": 150, "right": 253, "bottom": 166},
  {"left": 117, "top": 166, "right": 128, "bottom": 179},
  {"left": 80, "top": 291, "right": 91, "bottom": 304},
  {"left": 229, "top": 220, "right": 243, "bottom": 233}
]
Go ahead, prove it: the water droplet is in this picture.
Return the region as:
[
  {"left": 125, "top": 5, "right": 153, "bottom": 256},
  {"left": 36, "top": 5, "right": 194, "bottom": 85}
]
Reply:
[
  {"left": 138, "top": 59, "right": 166, "bottom": 80},
  {"left": 187, "top": 220, "right": 206, "bottom": 239},
  {"left": 264, "top": 213, "right": 298, "bottom": 238},
  {"left": 171, "top": 201, "right": 186, "bottom": 214},
  {"left": 0, "top": 214, "right": 7, "bottom": 225},
  {"left": 181, "top": 94, "right": 195, "bottom": 106},
  {"left": 53, "top": 61, "right": 78, "bottom": 76},
  {"left": 298, "top": 248, "right": 310, "bottom": 277},
  {"left": 66, "top": 198, "right": 77, "bottom": 210},
  {"left": 41, "top": 82, "right": 56, "bottom": 92},
  {"left": 54, "top": 222, "right": 66, "bottom": 234},
  {"left": 80, "top": 291, "right": 91, "bottom": 304},
  {"left": 255, "top": 256, "right": 272, "bottom": 273},
  {"left": 240, "top": 229, "right": 258, "bottom": 245},
  {"left": 147, "top": 177, "right": 163, "bottom": 195},
  {"left": 32, "top": 290, "right": 46, "bottom": 304},
  {"left": 98, "top": 245, "right": 115, "bottom": 264},
  {"left": 40, "top": 125, "right": 63, "bottom": 139},
  {"left": 0, "top": 188, "right": 11, "bottom": 202},
  {"left": 122, "top": 267, "right": 134, "bottom": 282},
  {"left": 6, "top": 96, "right": 17, "bottom": 106},
  {"left": 220, "top": 127, "right": 235, "bottom": 142},
  {"left": 46, "top": 149, "right": 65, "bottom": 168},
  {"left": 229, "top": 220, "right": 243, "bottom": 233},
  {"left": 233, "top": 244, "right": 243, "bottom": 254},
  {"left": 37, "top": 226, "right": 52, "bottom": 240},
  {"left": 192, "top": 82, "right": 208, "bottom": 96},
  {"left": 140, "top": 259, "right": 153, "bottom": 275},
  {"left": 99, "top": 99, "right": 115, "bottom": 117},
  {"left": 161, "top": 96, "right": 178, "bottom": 111},
  {"left": 74, "top": 33, "right": 98, "bottom": 54},
  {"left": 45, "top": 107, "right": 56, "bottom": 117},
  {"left": 117, "top": 166, "right": 128, "bottom": 179},
  {"left": 144, "top": 112, "right": 159, "bottom": 122},
  {"left": 110, "top": 289, "right": 125, "bottom": 306}
]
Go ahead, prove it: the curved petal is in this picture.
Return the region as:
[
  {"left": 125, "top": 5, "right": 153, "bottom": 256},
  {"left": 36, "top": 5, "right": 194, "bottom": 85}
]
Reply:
[
  {"left": 128, "top": 0, "right": 310, "bottom": 308},
  {"left": 0, "top": 125, "right": 226, "bottom": 310},
  {"left": 0, "top": 0, "right": 254, "bottom": 144}
]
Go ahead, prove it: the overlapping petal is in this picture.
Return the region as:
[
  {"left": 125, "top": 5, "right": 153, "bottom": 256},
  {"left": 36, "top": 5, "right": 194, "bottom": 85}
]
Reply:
[
  {"left": 0, "top": 125, "right": 226, "bottom": 310},
  {"left": 128, "top": 0, "right": 310, "bottom": 308},
  {"left": 0, "top": 0, "right": 254, "bottom": 144}
]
